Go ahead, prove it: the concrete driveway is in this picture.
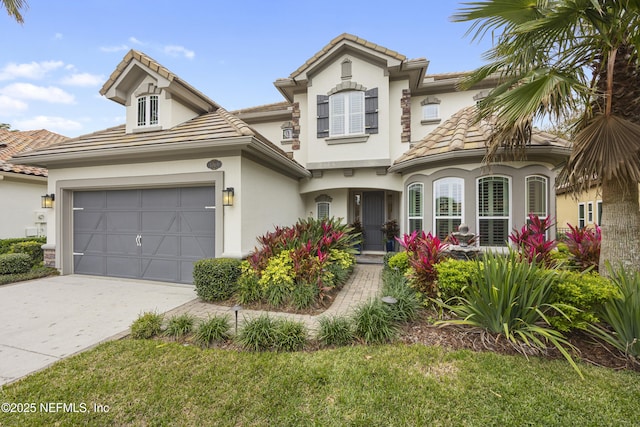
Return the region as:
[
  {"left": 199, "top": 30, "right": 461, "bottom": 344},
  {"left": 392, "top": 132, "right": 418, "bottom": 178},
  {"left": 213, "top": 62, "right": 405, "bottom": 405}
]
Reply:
[{"left": 0, "top": 275, "right": 196, "bottom": 386}]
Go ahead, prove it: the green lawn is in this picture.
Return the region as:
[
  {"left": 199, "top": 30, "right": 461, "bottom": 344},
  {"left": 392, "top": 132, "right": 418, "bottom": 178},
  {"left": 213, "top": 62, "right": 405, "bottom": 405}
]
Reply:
[{"left": 1, "top": 340, "right": 638, "bottom": 426}]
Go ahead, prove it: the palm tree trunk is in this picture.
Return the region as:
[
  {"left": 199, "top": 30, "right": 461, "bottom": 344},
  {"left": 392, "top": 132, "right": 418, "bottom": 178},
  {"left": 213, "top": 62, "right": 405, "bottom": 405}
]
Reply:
[{"left": 600, "top": 177, "right": 640, "bottom": 273}]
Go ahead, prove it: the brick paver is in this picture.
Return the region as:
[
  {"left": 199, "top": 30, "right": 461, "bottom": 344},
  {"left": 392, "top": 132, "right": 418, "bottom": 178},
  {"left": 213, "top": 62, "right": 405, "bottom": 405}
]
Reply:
[{"left": 164, "top": 264, "right": 383, "bottom": 336}]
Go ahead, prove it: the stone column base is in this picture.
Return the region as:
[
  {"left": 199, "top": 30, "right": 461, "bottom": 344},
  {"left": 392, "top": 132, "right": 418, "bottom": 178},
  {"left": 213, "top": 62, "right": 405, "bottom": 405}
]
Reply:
[{"left": 42, "top": 243, "right": 56, "bottom": 268}]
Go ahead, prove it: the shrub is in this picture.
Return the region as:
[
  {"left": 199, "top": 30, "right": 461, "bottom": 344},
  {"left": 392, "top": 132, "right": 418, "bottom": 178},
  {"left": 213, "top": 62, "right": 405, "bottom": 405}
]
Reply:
[
  {"left": 194, "top": 315, "right": 231, "bottom": 347},
  {"left": 0, "top": 237, "right": 45, "bottom": 255},
  {"left": 386, "top": 251, "right": 410, "bottom": 274},
  {"left": 193, "top": 258, "right": 242, "bottom": 302},
  {"left": 290, "top": 282, "right": 318, "bottom": 310},
  {"left": 352, "top": 300, "right": 398, "bottom": 344},
  {"left": 236, "top": 262, "right": 262, "bottom": 304},
  {"left": 590, "top": 264, "right": 640, "bottom": 362},
  {"left": 549, "top": 270, "right": 619, "bottom": 332},
  {"left": 237, "top": 314, "right": 277, "bottom": 351},
  {"left": 381, "top": 269, "right": 422, "bottom": 323},
  {"left": 9, "top": 241, "right": 44, "bottom": 267},
  {"left": 564, "top": 224, "right": 601, "bottom": 271},
  {"left": 434, "top": 258, "right": 477, "bottom": 301},
  {"left": 0, "top": 266, "right": 59, "bottom": 285},
  {"left": 0, "top": 253, "right": 32, "bottom": 275},
  {"left": 273, "top": 319, "right": 307, "bottom": 352},
  {"left": 317, "top": 316, "right": 354, "bottom": 347},
  {"left": 435, "top": 251, "right": 581, "bottom": 376},
  {"left": 509, "top": 214, "right": 557, "bottom": 267},
  {"left": 164, "top": 313, "right": 196, "bottom": 340},
  {"left": 397, "top": 231, "right": 449, "bottom": 297},
  {"left": 130, "top": 312, "right": 164, "bottom": 339}
]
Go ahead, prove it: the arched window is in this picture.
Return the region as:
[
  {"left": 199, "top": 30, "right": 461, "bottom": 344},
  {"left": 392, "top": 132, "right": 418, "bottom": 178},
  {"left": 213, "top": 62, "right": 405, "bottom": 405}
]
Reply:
[
  {"left": 434, "top": 177, "right": 463, "bottom": 239},
  {"left": 526, "top": 175, "right": 548, "bottom": 219},
  {"left": 477, "top": 176, "right": 510, "bottom": 246},
  {"left": 407, "top": 183, "right": 424, "bottom": 233},
  {"left": 137, "top": 95, "right": 159, "bottom": 127}
]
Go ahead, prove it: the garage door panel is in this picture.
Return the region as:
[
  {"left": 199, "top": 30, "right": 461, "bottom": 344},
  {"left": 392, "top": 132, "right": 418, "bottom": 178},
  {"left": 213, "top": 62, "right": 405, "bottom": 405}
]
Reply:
[
  {"left": 74, "top": 191, "right": 106, "bottom": 209},
  {"left": 141, "top": 258, "right": 179, "bottom": 282},
  {"left": 106, "top": 189, "right": 139, "bottom": 208},
  {"left": 181, "top": 261, "right": 196, "bottom": 284},
  {"left": 181, "top": 236, "right": 215, "bottom": 258},
  {"left": 180, "top": 187, "right": 214, "bottom": 207},
  {"left": 141, "top": 211, "right": 178, "bottom": 233},
  {"left": 106, "top": 256, "right": 139, "bottom": 279},
  {"left": 181, "top": 211, "right": 215, "bottom": 234},
  {"left": 106, "top": 212, "right": 139, "bottom": 232},
  {"left": 74, "top": 212, "right": 106, "bottom": 231},
  {"left": 106, "top": 234, "right": 138, "bottom": 256},
  {"left": 74, "top": 255, "right": 105, "bottom": 276},
  {"left": 74, "top": 233, "right": 105, "bottom": 253},
  {"left": 141, "top": 235, "right": 179, "bottom": 257},
  {"left": 142, "top": 188, "right": 179, "bottom": 208}
]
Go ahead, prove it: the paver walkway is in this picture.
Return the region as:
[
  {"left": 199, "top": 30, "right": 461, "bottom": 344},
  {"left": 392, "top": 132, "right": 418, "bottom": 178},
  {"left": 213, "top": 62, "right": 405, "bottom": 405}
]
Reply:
[{"left": 165, "top": 263, "right": 384, "bottom": 335}]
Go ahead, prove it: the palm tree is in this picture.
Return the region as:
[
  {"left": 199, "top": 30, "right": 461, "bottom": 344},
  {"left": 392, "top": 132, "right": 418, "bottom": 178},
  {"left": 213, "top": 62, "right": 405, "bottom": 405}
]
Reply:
[
  {"left": 3, "top": 0, "right": 28, "bottom": 24},
  {"left": 453, "top": 0, "right": 640, "bottom": 273}
]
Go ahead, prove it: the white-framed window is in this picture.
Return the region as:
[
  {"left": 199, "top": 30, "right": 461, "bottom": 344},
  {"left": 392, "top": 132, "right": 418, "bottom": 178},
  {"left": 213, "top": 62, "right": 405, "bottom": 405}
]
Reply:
[
  {"left": 526, "top": 175, "right": 548, "bottom": 219},
  {"left": 477, "top": 176, "right": 510, "bottom": 247},
  {"left": 587, "top": 201, "right": 594, "bottom": 224},
  {"left": 420, "top": 96, "right": 441, "bottom": 123},
  {"left": 329, "top": 91, "right": 364, "bottom": 137},
  {"left": 434, "top": 177, "right": 463, "bottom": 240},
  {"left": 578, "top": 203, "right": 586, "bottom": 228},
  {"left": 137, "top": 95, "right": 159, "bottom": 127},
  {"left": 596, "top": 200, "right": 603, "bottom": 225},
  {"left": 408, "top": 183, "right": 424, "bottom": 233},
  {"left": 317, "top": 202, "right": 330, "bottom": 220}
]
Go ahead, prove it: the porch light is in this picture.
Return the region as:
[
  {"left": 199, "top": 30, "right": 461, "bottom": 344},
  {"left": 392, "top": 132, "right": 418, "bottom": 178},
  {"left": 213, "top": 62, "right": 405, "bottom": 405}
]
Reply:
[
  {"left": 41, "top": 193, "right": 55, "bottom": 209},
  {"left": 222, "top": 187, "right": 234, "bottom": 206}
]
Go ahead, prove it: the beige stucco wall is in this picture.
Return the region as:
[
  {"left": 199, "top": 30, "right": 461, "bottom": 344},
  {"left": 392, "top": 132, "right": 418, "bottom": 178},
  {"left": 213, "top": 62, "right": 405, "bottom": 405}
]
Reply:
[
  {"left": 302, "top": 54, "right": 391, "bottom": 166},
  {"left": 0, "top": 174, "right": 48, "bottom": 239},
  {"left": 556, "top": 186, "right": 603, "bottom": 231},
  {"left": 237, "top": 157, "right": 305, "bottom": 257}
]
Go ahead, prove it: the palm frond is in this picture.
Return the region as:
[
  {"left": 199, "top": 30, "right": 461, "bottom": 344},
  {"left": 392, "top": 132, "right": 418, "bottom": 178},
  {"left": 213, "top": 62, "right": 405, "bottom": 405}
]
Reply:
[{"left": 559, "top": 114, "right": 640, "bottom": 192}]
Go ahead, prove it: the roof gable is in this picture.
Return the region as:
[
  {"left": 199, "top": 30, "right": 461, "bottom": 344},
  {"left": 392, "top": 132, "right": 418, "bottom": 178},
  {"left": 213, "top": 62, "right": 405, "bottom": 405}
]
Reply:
[{"left": 100, "top": 49, "right": 219, "bottom": 114}]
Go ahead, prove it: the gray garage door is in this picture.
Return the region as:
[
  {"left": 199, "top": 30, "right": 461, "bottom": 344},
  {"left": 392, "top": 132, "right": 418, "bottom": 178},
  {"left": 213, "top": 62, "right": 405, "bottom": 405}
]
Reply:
[{"left": 73, "top": 187, "right": 215, "bottom": 284}]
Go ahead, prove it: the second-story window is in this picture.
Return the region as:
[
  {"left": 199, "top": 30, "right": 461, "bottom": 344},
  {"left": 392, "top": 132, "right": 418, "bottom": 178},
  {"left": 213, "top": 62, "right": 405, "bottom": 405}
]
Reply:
[
  {"left": 330, "top": 91, "right": 364, "bottom": 136},
  {"left": 137, "top": 95, "right": 159, "bottom": 127}
]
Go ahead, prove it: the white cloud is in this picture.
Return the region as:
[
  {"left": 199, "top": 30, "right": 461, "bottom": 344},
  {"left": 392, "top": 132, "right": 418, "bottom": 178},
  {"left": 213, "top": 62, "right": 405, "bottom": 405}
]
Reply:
[
  {"left": 0, "top": 60, "right": 65, "bottom": 81},
  {"left": 60, "top": 73, "right": 104, "bottom": 87},
  {"left": 164, "top": 45, "right": 195, "bottom": 59},
  {"left": 0, "top": 95, "right": 28, "bottom": 115},
  {"left": 14, "top": 116, "right": 82, "bottom": 132},
  {"left": 129, "top": 37, "right": 145, "bottom": 46},
  {"left": 100, "top": 44, "right": 129, "bottom": 53},
  {"left": 0, "top": 83, "right": 75, "bottom": 104}
]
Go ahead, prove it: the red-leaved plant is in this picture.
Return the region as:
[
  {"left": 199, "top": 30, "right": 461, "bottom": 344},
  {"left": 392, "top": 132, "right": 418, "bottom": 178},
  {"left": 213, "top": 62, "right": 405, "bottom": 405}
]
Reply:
[
  {"left": 397, "top": 231, "right": 449, "bottom": 297},
  {"left": 564, "top": 223, "right": 601, "bottom": 271},
  {"left": 509, "top": 215, "right": 557, "bottom": 267}
]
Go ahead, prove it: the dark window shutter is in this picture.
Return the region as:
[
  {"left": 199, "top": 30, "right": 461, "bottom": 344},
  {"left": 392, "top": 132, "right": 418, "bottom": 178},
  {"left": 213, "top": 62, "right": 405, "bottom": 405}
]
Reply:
[
  {"left": 365, "top": 88, "right": 378, "bottom": 134},
  {"left": 317, "top": 95, "right": 329, "bottom": 138}
]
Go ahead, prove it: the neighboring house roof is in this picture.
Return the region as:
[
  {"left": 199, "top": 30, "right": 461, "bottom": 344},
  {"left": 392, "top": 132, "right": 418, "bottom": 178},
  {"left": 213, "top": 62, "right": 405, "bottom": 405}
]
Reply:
[
  {"left": 389, "top": 106, "right": 572, "bottom": 173},
  {"left": 0, "top": 129, "right": 68, "bottom": 177},
  {"left": 11, "top": 108, "right": 309, "bottom": 178},
  {"left": 231, "top": 101, "right": 291, "bottom": 115}
]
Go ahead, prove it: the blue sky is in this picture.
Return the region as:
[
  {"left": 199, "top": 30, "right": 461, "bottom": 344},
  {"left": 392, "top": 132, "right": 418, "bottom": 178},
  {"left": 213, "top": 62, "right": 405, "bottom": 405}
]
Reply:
[{"left": 0, "top": 1, "right": 492, "bottom": 137}]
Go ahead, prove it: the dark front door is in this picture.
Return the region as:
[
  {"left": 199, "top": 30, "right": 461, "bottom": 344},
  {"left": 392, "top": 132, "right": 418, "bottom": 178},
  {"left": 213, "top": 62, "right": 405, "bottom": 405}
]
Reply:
[
  {"left": 73, "top": 187, "right": 215, "bottom": 284},
  {"left": 362, "top": 191, "right": 385, "bottom": 251}
]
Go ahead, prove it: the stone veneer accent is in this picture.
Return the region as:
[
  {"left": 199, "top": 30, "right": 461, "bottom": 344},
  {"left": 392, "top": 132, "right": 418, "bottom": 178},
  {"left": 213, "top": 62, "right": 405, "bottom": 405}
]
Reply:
[
  {"left": 43, "top": 247, "right": 56, "bottom": 268},
  {"left": 401, "top": 89, "right": 411, "bottom": 143},
  {"left": 291, "top": 102, "right": 301, "bottom": 150}
]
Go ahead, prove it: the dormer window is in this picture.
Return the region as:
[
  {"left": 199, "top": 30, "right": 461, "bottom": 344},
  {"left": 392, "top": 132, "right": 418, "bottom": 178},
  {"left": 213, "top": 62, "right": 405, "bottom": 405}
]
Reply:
[
  {"left": 137, "top": 95, "right": 159, "bottom": 127},
  {"left": 330, "top": 91, "right": 364, "bottom": 137}
]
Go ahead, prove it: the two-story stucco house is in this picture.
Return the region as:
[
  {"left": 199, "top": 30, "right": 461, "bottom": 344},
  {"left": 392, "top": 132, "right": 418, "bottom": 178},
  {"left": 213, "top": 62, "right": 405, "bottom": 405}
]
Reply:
[{"left": 13, "top": 34, "right": 571, "bottom": 284}]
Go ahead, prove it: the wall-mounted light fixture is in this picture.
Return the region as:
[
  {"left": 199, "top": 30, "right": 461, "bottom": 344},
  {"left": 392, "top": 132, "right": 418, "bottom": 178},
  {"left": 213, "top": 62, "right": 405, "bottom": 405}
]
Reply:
[
  {"left": 41, "top": 193, "right": 55, "bottom": 209},
  {"left": 222, "top": 187, "right": 234, "bottom": 206}
]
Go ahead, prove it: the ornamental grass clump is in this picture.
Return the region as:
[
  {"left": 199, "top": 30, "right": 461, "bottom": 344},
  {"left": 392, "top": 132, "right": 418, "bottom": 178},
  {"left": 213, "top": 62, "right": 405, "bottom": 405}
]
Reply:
[
  {"left": 590, "top": 264, "right": 640, "bottom": 364},
  {"left": 381, "top": 269, "right": 422, "bottom": 323},
  {"left": 435, "top": 251, "right": 582, "bottom": 377},
  {"left": 352, "top": 300, "right": 398, "bottom": 344},
  {"left": 317, "top": 315, "right": 354, "bottom": 347},
  {"left": 164, "top": 313, "right": 196, "bottom": 340},
  {"left": 130, "top": 311, "right": 164, "bottom": 339},
  {"left": 194, "top": 315, "right": 231, "bottom": 348}
]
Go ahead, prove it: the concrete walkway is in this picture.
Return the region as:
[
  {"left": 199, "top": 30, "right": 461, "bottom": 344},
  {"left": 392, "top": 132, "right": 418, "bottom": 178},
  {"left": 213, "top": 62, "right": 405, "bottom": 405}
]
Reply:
[{"left": 165, "top": 263, "right": 384, "bottom": 335}]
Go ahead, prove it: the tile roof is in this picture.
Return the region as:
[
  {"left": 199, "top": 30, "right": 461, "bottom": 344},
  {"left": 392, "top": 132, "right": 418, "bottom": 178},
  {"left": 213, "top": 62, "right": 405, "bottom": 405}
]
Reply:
[
  {"left": 393, "top": 106, "right": 571, "bottom": 167},
  {"left": 13, "top": 108, "right": 299, "bottom": 170},
  {"left": 0, "top": 129, "right": 68, "bottom": 176},
  {"left": 289, "top": 33, "right": 406, "bottom": 79},
  {"left": 230, "top": 101, "right": 291, "bottom": 115}
]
